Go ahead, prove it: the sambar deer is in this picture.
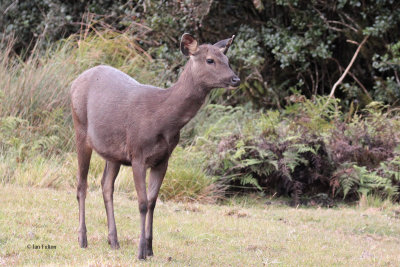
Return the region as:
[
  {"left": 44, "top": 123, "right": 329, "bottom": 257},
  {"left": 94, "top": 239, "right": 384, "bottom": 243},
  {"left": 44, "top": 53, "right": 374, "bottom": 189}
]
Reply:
[{"left": 70, "top": 33, "right": 240, "bottom": 259}]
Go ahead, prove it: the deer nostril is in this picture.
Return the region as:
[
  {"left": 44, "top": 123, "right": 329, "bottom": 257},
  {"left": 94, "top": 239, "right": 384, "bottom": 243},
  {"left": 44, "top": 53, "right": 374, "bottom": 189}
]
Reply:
[{"left": 231, "top": 76, "right": 241, "bottom": 86}]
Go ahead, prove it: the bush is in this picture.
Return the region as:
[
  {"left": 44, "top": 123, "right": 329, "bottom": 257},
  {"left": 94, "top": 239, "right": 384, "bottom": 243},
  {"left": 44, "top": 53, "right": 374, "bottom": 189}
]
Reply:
[
  {"left": 0, "top": 0, "right": 139, "bottom": 54},
  {"left": 186, "top": 97, "right": 400, "bottom": 204}
]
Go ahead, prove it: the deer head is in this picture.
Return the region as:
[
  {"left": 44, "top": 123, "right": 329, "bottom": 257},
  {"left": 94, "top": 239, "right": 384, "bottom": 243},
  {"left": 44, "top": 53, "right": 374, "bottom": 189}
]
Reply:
[{"left": 180, "top": 33, "right": 240, "bottom": 90}]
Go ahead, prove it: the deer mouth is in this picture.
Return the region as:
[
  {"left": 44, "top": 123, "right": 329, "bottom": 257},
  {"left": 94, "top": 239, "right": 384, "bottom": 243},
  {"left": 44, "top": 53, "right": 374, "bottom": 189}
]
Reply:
[
  {"left": 223, "top": 76, "right": 240, "bottom": 90},
  {"left": 225, "top": 82, "right": 240, "bottom": 90},
  {"left": 227, "top": 85, "right": 239, "bottom": 90}
]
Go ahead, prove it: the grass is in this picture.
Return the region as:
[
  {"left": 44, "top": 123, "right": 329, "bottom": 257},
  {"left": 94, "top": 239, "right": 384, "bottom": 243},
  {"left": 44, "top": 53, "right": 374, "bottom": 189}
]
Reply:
[
  {"left": 0, "top": 145, "right": 218, "bottom": 202},
  {"left": 1, "top": 185, "right": 400, "bottom": 266}
]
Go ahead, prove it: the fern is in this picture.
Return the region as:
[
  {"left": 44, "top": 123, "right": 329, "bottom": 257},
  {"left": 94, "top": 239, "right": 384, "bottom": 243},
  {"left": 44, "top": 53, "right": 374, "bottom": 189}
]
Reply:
[
  {"left": 291, "top": 143, "right": 317, "bottom": 154},
  {"left": 239, "top": 174, "right": 262, "bottom": 191},
  {"left": 192, "top": 99, "right": 400, "bottom": 203},
  {"left": 32, "top": 135, "right": 60, "bottom": 152},
  {"left": 281, "top": 143, "right": 314, "bottom": 172},
  {"left": 0, "top": 116, "right": 28, "bottom": 132},
  {"left": 240, "top": 158, "right": 264, "bottom": 167},
  {"left": 338, "top": 164, "right": 398, "bottom": 199},
  {"left": 341, "top": 175, "right": 358, "bottom": 198},
  {"left": 354, "top": 165, "right": 393, "bottom": 197},
  {"left": 379, "top": 156, "right": 400, "bottom": 182}
]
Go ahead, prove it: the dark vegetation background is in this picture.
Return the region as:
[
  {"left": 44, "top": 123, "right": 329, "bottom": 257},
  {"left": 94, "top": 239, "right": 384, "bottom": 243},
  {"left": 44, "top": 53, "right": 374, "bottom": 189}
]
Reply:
[{"left": 1, "top": 0, "right": 400, "bottom": 205}]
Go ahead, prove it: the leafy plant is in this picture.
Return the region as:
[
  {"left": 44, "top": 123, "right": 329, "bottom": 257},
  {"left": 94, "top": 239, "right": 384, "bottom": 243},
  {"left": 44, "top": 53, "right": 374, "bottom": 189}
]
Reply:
[{"left": 333, "top": 164, "right": 398, "bottom": 200}]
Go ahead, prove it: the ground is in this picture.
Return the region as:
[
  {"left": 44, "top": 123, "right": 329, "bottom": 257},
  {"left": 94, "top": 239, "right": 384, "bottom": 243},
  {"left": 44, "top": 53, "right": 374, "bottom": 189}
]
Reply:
[{"left": 1, "top": 185, "right": 400, "bottom": 266}]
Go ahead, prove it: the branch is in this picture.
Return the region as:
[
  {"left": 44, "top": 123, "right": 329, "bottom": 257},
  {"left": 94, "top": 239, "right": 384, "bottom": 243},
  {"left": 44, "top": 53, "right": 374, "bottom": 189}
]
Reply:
[
  {"left": 313, "top": 7, "right": 358, "bottom": 33},
  {"left": 326, "top": 20, "right": 358, "bottom": 33},
  {"left": 395, "top": 70, "right": 400, "bottom": 85},
  {"left": 347, "top": 71, "right": 372, "bottom": 100},
  {"left": 3, "top": 0, "right": 18, "bottom": 14},
  {"left": 328, "top": 35, "right": 369, "bottom": 99},
  {"left": 328, "top": 57, "right": 371, "bottom": 100}
]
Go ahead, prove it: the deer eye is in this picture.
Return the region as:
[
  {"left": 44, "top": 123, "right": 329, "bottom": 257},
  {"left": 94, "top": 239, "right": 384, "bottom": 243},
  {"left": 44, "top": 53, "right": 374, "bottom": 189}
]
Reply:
[{"left": 206, "top": 59, "right": 214, "bottom": 64}]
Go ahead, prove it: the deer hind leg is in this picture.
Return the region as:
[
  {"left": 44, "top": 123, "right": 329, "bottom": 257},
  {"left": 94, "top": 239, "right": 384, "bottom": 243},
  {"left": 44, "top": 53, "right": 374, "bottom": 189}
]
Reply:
[
  {"left": 76, "top": 133, "right": 92, "bottom": 248},
  {"left": 101, "top": 161, "right": 121, "bottom": 249},
  {"left": 146, "top": 160, "right": 168, "bottom": 257}
]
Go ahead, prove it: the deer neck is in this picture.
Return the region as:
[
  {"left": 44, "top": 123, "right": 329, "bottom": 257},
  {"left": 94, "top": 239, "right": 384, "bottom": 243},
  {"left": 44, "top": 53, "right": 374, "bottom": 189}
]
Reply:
[{"left": 163, "top": 61, "right": 209, "bottom": 129}]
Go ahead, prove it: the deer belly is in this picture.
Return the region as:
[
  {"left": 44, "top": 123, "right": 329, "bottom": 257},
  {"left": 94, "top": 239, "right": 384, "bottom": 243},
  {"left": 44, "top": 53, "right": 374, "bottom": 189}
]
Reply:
[{"left": 87, "top": 126, "right": 131, "bottom": 163}]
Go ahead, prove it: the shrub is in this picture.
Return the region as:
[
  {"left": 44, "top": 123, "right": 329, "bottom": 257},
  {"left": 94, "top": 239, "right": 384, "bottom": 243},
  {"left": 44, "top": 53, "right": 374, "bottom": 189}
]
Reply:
[{"left": 187, "top": 97, "right": 400, "bottom": 204}]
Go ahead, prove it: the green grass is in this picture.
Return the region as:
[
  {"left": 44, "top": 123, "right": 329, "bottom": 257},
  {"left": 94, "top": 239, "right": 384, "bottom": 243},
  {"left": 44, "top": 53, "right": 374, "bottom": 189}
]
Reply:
[
  {"left": 1, "top": 185, "right": 400, "bottom": 266},
  {"left": 0, "top": 145, "right": 218, "bottom": 203}
]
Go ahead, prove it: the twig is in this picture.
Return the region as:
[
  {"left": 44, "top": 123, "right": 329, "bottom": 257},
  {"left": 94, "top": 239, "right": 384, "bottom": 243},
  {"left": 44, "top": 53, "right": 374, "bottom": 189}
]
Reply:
[
  {"left": 341, "top": 12, "right": 361, "bottom": 31},
  {"left": 3, "top": 0, "right": 18, "bottom": 14},
  {"left": 326, "top": 20, "right": 358, "bottom": 33},
  {"left": 347, "top": 71, "right": 372, "bottom": 100},
  {"left": 313, "top": 7, "right": 358, "bottom": 33},
  {"left": 329, "top": 57, "right": 371, "bottom": 100},
  {"left": 328, "top": 35, "right": 369, "bottom": 99},
  {"left": 395, "top": 70, "right": 400, "bottom": 85}
]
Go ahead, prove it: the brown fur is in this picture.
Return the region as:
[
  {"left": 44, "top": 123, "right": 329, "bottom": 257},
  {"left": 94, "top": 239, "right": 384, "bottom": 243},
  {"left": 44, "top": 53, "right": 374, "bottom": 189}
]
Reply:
[{"left": 70, "top": 34, "right": 240, "bottom": 260}]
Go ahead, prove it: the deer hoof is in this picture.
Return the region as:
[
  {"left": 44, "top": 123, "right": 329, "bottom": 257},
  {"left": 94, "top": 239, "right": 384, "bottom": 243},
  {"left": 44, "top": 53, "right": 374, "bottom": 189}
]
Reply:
[
  {"left": 146, "top": 239, "right": 153, "bottom": 256},
  {"left": 138, "top": 254, "right": 147, "bottom": 260},
  {"left": 108, "top": 237, "right": 120, "bottom": 249},
  {"left": 146, "top": 250, "right": 154, "bottom": 257},
  {"left": 78, "top": 234, "right": 88, "bottom": 248},
  {"left": 138, "top": 246, "right": 147, "bottom": 260}
]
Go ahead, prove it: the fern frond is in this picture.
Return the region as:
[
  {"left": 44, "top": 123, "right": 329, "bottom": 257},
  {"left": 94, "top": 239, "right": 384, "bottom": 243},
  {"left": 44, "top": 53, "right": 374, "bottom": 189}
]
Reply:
[{"left": 239, "top": 174, "right": 262, "bottom": 191}]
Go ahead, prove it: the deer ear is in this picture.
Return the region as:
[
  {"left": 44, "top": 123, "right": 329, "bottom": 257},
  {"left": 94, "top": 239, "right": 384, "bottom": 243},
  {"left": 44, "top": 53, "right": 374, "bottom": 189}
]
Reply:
[
  {"left": 180, "top": 33, "right": 199, "bottom": 56},
  {"left": 214, "top": 35, "right": 235, "bottom": 54}
]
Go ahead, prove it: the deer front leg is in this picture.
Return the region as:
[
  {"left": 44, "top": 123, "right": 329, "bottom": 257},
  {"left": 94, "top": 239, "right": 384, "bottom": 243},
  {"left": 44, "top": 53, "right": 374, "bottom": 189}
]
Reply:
[
  {"left": 101, "top": 161, "right": 121, "bottom": 249},
  {"left": 146, "top": 160, "right": 168, "bottom": 257},
  {"left": 131, "top": 160, "right": 148, "bottom": 260}
]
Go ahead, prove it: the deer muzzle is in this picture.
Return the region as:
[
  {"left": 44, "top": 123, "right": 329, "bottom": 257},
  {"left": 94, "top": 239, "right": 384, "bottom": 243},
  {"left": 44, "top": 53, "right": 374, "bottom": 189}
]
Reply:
[{"left": 228, "top": 75, "right": 241, "bottom": 89}]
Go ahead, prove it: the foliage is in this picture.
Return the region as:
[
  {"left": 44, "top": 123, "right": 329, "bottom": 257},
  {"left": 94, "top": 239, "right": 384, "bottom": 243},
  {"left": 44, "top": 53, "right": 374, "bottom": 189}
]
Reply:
[
  {"left": 2, "top": 0, "right": 400, "bottom": 106},
  {"left": 372, "top": 40, "right": 400, "bottom": 102},
  {"left": 0, "top": 115, "right": 63, "bottom": 162},
  {"left": 0, "top": 0, "right": 139, "bottom": 54},
  {"left": 222, "top": 0, "right": 400, "bottom": 107},
  {"left": 189, "top": 98, "right": 334, "bottom": 204},
  {"left": 185, "top": 96, "right": 400, "bottom": 204},
  {"left": 333, "top": 164, "right": 397, "bottom": 200},
  {"left": 134, "top": 0, "right": 400, "bottom": 107}
]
